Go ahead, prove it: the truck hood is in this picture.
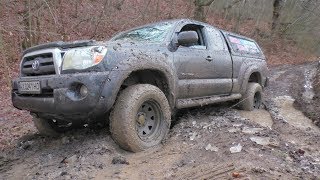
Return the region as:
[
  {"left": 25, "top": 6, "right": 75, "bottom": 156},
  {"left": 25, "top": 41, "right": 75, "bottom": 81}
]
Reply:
[
  {"left": 23, "top": 40, "right": 164, "bottom": 55},
  {"left": 23, "top": 40, "right": 105, "bottom": 55},
  {"left": 106, "top": 41, "right": 165, "bottom": 49}
]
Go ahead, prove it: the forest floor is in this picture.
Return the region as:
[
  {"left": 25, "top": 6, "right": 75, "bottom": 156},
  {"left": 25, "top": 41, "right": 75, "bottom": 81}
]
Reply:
[{"left": 0, "top": 62, "right": 320, "bottom": 179}]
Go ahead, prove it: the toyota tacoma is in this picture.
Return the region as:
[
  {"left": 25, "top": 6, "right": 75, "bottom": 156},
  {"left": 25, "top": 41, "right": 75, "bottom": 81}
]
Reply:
[{"left": 12, "top": 19, "right": 268, "bottom": 152}]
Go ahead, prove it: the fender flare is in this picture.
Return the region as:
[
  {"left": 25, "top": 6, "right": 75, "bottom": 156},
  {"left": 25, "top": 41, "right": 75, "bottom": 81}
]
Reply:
[
  {"left": 239, "top": 65, "right": 262, "bottom": 94},
  {"left": 92, "top": 57, "right": 177, "bottom": 115}
]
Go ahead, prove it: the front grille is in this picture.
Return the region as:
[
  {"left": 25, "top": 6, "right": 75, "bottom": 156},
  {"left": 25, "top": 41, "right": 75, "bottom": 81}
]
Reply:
[{"left": 21, "top": 53, "right": 55, "bottom": 76}]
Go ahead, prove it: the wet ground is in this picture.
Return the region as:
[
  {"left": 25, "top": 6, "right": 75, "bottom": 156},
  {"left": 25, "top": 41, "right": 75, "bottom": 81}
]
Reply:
[{"left": 1, "top": 63, "right": 320, "bottom": 179}]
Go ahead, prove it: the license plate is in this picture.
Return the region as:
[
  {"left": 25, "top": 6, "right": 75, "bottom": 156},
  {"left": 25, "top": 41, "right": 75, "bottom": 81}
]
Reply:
[{"left": 18, "top": 81, "right": 41, "bottom": 94}]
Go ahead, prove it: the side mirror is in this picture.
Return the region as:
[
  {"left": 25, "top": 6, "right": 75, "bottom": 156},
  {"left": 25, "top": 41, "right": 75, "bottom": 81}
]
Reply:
[{"left": 177, "top": 31, "right": 199, "bottom": 46}]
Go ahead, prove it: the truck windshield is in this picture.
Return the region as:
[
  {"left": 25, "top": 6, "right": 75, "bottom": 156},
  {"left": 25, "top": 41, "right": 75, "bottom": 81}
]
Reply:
[{"left": 112, "top": 22, "right": 173, "bottom": 43}]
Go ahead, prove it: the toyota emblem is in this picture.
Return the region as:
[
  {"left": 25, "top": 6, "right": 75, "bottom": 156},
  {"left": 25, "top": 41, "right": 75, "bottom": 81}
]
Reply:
[{"left": 32, "top": 60, "right": 40, "bottom": 71}]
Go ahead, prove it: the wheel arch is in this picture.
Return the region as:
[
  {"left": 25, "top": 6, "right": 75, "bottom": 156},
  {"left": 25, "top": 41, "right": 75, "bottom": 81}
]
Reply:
[
  {"left": 240, "top": 66, "right": 264, "bottom": 94},
  {"left": 248, "top": 71, "right": 262, "bottom": 85},
  {"left": 96, "top": 67, "right": 176, "bottom": 116},
  {"left": 119, "top": 69, "right": 174, "bottom": 109}
]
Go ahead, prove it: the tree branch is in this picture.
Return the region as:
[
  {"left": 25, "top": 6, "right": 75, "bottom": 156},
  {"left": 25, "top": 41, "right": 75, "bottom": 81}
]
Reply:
[{"left": 195, "top": 0, "right": 215, "bottom": 7}]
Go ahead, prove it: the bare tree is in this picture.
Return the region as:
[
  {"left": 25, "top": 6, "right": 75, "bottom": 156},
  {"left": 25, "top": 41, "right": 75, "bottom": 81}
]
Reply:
[
  {"left": 58, "top": 0, "right": 67, "bottom": 41},
  {"left": 272, "top": 0, "right": 285, "bottom": 32},
  {"left": 0, "top": 30, "right": 11, "bottom": 87},
  {"left": 234, "top": 0, "right": 246, "bottom": 33},
  {"left": 194, "top": 0, "right": 216, "bottom": 21},
  {"left": 253, "top": 0, "right": 266, "bottom": 36},
  {"left": 20, "top": 0, "right": 42, "bottom": 49},
  {"left": 222, "top": 0, "right": 242, "bottom": 20},
  {"left": 91, "top": 0, "right": 110, "bottom": 39}
]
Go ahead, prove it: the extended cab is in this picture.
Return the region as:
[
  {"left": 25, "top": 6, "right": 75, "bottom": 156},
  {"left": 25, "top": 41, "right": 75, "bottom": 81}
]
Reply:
[{"left": 12, "top": 19, "right": 268, "bottom": 152}]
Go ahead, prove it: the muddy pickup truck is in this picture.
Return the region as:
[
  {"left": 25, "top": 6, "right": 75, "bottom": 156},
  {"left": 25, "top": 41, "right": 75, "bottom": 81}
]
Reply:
[{"left": 12, "top": 19, "right": 268, "bottom": 152}]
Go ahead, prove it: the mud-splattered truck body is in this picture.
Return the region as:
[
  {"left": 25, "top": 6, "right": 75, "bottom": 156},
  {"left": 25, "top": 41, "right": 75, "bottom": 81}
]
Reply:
[{"left": 12, "top": 19, "right": 268, "bottom": 152}]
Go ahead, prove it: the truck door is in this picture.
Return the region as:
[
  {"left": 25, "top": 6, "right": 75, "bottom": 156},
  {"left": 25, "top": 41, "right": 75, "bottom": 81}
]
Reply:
[
  {"left": 173, "top": 24, "right": 233, "bottom": 99},
  {"left": 205, "top": 26, "right": 233, "bottom": 93}
]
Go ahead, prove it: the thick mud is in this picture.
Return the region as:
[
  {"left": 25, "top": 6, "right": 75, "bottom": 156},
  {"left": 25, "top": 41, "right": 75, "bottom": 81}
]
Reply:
[
  {"left": 267, "top": 62, "right": 320, "bottom": 127},
  {"left": 1, "top": 63, "right": 320, "bottom": 179}
]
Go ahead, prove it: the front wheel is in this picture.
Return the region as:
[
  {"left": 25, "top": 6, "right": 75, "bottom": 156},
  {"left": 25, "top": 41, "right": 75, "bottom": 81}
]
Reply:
[
  {"left": 239, "top": 83, "right": 263, "bottom": 111},
  {"left": 32, "top": 117, "right": 60, "bottom": 137},
  {"left": 110, "top": 84, "right": 171, "bottom": 152}
]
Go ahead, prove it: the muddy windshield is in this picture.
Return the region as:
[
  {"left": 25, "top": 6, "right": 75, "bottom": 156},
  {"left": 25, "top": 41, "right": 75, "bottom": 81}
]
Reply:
[{"left": 112, "top": 23, "right": 173, "bottom": 43}]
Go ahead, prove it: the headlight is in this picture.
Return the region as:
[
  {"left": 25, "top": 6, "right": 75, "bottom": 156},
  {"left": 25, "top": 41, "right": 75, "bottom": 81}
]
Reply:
[{"left": 62, "top": 46, "right": 107, "bottom": 71}]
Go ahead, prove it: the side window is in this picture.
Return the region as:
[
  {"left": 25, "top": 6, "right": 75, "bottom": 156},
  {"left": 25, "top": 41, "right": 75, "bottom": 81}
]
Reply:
[
  {"left": 206, "top": 27, "right": 225, "bottom": 51},
  {"left": 179, "top": 24, "right": 206, "bottom": 49},
  {"left": 228, "top": 35, "right": 261, "bottom": 55}
]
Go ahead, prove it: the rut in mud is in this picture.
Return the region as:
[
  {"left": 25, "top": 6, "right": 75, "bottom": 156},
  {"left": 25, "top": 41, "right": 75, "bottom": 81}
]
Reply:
[{"left": 1, "top": 62, "right": 320, "bottom": 179}]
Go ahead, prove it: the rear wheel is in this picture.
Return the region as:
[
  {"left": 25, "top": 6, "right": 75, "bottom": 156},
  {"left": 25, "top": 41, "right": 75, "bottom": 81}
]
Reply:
[
  {"left": 239, "top": 83, "right": 263, "bottom": 111},
  {"left": 110, "top": 84, "right": 171, "bottom": 152}
]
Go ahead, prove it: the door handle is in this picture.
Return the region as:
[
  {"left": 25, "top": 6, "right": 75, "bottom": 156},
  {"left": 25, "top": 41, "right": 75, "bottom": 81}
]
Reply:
[{"left": 206, "top": 56, "right": 213, "bottom": 62}]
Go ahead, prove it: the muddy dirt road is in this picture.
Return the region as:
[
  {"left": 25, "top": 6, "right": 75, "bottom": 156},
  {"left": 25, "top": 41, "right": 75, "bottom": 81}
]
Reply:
[{"left": 1, "top": 63, "right": 320, "bottom": 179}]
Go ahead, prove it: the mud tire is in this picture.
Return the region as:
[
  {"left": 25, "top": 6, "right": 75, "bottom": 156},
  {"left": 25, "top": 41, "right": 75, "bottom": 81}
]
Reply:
[
  {"left": 32, "top": 117, "right": 60, "bottom": 137},
  {"left": 110, "top": 84, "right": 171, "bottom": 152},
  {"left": 239, "top": 83, "right": 263, "bottom": 111}
]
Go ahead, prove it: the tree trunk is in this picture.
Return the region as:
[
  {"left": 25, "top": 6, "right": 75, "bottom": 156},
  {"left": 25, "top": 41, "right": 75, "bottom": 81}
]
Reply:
[
  {"left": 21, "top": 0, "right": 33, "bottom": 49},
  {"left": 223, "top": 0, "right": 242, "bottom": 20},
  {"left": 194, "top": 4, "right": 205, "bottom": 21},
  {"left": 271, "top": 0, "right": 285, "bottom": 32},
  {"left": 58, "top": 0, "right": 67, "bottom": 41},
  {"left": 21, "top": 0, "right": 41, "bottom": 49},
  {"left": 194, "top": 0, "right": 215, "bottom": 22},
  {"left": 234, "top": 0, "right": 246, "bottom": 33},
  {"left": 0, "top": 31, "right": 11, "bottom": 87},
  {"left": 253, "top": 0, "right": 265, "bottom": 36}
]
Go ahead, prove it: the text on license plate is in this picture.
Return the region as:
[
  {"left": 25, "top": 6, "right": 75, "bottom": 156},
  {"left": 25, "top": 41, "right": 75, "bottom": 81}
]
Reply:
[{"left": 19, "top": 81, "right": 41, "bottom": 94}]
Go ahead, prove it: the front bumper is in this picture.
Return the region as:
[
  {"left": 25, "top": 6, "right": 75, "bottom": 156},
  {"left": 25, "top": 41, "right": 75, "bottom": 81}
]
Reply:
[{"left": 12, "top": 72, "right": 110, "bottom": 117}]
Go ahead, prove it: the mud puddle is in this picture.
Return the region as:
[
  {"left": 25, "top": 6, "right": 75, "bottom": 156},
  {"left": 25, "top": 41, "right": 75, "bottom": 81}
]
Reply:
[
  {"left": 237, "top": 109, "right": 273, "bottom": 129},
  {"left": 274, "top": 96, "right": 319, "bottom": 132},
  {"left": 238, "top": 95, "right": 318, "bottom": 133}
]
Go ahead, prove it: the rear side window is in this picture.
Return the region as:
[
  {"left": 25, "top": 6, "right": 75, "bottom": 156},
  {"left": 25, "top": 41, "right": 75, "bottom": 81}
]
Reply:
[{"left": 228, "top": 35, "right": 261, "bottom": 55}]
